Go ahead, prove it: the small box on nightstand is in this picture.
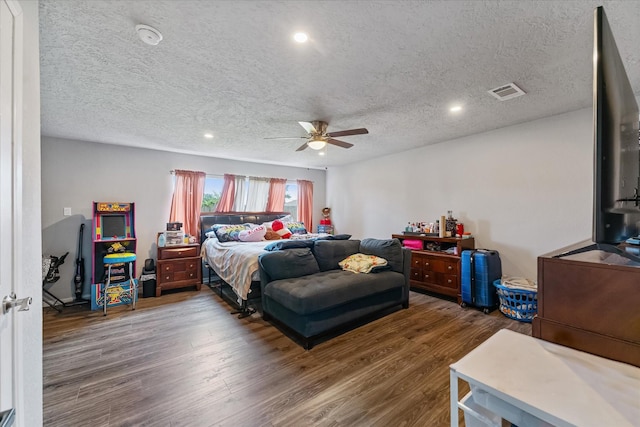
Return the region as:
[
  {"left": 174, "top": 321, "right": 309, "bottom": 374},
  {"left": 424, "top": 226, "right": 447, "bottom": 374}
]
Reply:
[{"left": 317, "top": 225, "right": 334, "bottom": 234}]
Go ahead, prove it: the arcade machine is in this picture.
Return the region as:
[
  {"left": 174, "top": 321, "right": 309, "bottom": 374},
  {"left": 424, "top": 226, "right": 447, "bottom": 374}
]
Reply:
[{"left": 90, "top": 202, "right": 137, "bottom": 310}]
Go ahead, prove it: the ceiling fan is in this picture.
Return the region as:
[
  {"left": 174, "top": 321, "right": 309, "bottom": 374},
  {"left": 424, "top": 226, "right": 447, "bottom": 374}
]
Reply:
[{"left": 265, "top": 121, "right": 369, "bottom": 151}]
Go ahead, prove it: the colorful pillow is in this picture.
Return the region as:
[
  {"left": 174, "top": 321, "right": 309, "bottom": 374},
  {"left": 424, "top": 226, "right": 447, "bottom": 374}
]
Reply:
[
  {"left": 339, "top": 253, "right": 388, "bottom": 274},
  {"left": 212, "top": 223, "right": 252, "bottom": 242},
  {"left": 285, "top": 221, "right": 307, "bottom": 235},
  {"left": 239, "top": 225, "right": 267, "bottom": 242}
]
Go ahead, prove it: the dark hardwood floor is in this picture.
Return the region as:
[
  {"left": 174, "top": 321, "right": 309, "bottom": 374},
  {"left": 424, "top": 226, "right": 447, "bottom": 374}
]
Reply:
[{"left": 43, "top": 287, "right": 531, "bottom": 427}]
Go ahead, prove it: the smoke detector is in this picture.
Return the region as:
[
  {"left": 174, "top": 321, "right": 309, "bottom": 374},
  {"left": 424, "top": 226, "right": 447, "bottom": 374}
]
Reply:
[
  {"left": 488, "top": 83, "right": 526, "bottom": 101},
  {"left": 135, "top": 24, "right": 163, "bottom": 46}
]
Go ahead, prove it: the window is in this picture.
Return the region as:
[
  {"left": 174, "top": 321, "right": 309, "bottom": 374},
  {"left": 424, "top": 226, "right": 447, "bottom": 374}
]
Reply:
[
  {"left": 201, "top": 176, "right": 224, "bottom": 212},
  {"left": 284, "top": 182, "right": 298, "bottom": 219},
  {"left": 201, "top": 176, "right": 298, "bottom": 215}
]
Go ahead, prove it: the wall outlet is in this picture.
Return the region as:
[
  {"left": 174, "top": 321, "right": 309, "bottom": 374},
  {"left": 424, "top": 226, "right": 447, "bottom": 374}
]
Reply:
[{"left": 63, "top": 207, "right": 72, "bottom": 216}]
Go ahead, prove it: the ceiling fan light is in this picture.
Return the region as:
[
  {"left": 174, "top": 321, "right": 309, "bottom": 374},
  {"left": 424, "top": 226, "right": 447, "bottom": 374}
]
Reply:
[{"left": 307, "top": 138, "right": 326, "bottom": 150}]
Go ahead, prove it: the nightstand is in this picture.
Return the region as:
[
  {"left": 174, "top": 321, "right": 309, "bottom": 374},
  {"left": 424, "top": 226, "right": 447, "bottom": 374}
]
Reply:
[{"left": 156, "top": 243, "right": 202, "bottom": 296}]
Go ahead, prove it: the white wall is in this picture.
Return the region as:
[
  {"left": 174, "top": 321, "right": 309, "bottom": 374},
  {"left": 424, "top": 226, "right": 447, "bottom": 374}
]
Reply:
[
  {"left": 327, "top": 108, "right": 594, "bottom": 281},
  {"left": 41, "top": 137, "right": 325, "bottom": 301}
]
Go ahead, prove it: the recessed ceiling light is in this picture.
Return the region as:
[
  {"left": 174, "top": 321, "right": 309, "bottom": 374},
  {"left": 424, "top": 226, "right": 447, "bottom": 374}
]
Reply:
[
  {"left": 204, "top": 133, "right": 214, "bottom": 139},
  {"left": 450, "top": 105, "right": 463, "bottom": 113},
  {"left": 319, "top": 151, "right": 325, "bottom": 156},
  {"left": 293, "top": 32, "right": 308, "bottom": 43}
]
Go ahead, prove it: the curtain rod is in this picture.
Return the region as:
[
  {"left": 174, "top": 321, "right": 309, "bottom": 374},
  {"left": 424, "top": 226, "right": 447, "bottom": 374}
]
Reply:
[{"left": 169, "top": 170, "right": 313, "bottom": 182}]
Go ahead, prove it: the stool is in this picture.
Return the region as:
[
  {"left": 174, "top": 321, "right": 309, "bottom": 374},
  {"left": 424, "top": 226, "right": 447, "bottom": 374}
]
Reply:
[{"left": 102, "top": 252, "right": 137, "bottom": 316}]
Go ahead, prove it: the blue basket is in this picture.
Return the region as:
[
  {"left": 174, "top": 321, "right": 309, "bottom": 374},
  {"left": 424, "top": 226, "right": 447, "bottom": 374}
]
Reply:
[{"left": 492, "top": 279, "right": 537, "bottom": 323}]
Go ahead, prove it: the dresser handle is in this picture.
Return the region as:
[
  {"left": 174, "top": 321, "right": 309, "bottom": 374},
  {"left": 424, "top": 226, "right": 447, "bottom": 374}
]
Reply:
[
  {"left": 425, "top": 262, "right": 430, "bottom": 267},
  {"left": 177, "top": 251, "right": 183, "bottom": 256},
  {"left": 448, "top": 265, "right": 453, "bottom": 270},
  {"left": 165, "top": 276, "right": 170, "bottom": 280},
  {"left": 165, "top": 266, "right": 170, "bottom": 271},
  {"left": 425, "top": 274, "right": 430, "bottom": 279},
  {"left": 447, "top": 279, "right": 452, "bottom": 284}
]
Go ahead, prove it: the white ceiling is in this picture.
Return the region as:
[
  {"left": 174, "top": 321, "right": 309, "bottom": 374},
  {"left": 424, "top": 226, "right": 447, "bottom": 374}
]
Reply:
[{"left": 39, "top": 0, "right": 640, "bottom": 169}]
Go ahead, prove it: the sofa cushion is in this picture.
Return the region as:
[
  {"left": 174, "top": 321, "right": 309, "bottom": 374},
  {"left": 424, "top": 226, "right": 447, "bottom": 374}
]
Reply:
[
  {"left": 258, "top": 248, "right": 320, "bottom": 281},
  {"left": 312, "top": 239, "right": 361, "bottom": 271},
  {"left": 314, "top": 234, "right": 352, "bottom": 241},
  {"left": 359, "top": 238, "right": 404, "bottom": 273},
  {"left": 264, "top": 269, "right": 405, "bottom": 315}
]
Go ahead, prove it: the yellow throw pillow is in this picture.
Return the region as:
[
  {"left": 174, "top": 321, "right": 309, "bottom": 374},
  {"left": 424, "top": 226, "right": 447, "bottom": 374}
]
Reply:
[{"left": 339, "top": 253, "right": 388, "bottom": 274}]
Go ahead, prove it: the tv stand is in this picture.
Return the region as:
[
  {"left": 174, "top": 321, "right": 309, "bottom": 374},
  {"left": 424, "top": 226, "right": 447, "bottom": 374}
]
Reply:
[{"left": 533, "top": 240, "right": 640, "bottom": 367}]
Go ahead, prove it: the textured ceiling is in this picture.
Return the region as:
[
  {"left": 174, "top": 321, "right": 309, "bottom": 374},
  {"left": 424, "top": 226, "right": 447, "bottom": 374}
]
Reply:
[{"left": 39, "top": 0, "right": 640, "bottom": 169}]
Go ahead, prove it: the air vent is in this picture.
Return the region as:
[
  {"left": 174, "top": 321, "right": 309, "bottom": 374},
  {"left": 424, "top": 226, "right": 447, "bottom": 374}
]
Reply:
[{"left": 488, "top": 83, "right": 526, "bottom": 101}]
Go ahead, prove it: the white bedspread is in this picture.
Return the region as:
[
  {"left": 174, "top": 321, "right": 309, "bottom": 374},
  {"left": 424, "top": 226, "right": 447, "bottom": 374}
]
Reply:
[
  {"left": 202, "top": 238, "right": 268, "bottom": 301},
  {"left": 202, "top": 233, "right": 328, "bottom": 302}
]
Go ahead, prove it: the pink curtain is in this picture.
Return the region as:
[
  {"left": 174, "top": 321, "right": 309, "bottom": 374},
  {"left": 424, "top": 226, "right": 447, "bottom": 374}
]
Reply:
[
  {"left": 169, "top": 170, "right": 206, "bottom": 241},
  {"left": 215, "top": 174, "right": 236, "bottom": 212},
  {"left": 297, "top": 179, "right": 313, "bottom": 231},
  {"left": 266, "top": 178, "right": 287, "bottom": 212}
]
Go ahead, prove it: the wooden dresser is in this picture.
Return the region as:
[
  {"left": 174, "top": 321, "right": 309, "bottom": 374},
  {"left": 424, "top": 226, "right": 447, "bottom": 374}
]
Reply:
[
  {"left": 533, "top": 242, "right": 640, "bottom": 367},
  {"left": 156, "top": 244, "right": 202, "bottom": 297},
  {"left": 392, "top": 234, "right": 475, "bottom": 303}
]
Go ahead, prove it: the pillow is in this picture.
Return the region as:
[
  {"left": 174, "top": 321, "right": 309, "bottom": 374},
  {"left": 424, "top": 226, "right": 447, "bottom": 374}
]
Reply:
[
  {"left": 359, "top": 238, "right": 403, "bottom": 273},
  {"left": 278, "top": 214, "right": 294, "bottom": 223},
  {"left": 205, "top": 230, "right": 217, "bottom": 238},
  {"left": 285, "top": 221, "right": 308, "bottom": 235},
  {"left": 339, "top": 253, "right": 389, "bottom": 274},
  {"left": 315, "top": 234, "right": 352, "bottom": 241},
  {"left": 212, "top": 223, "right": 253, "bottom": 242},
  {"left": 238, "top": 225, "right": 266, "bottom": 242},
  {"left": 258, "top": 248, "right": 320, "bottom": 281},
  {"left": 262, "top": 214, "right": 293, "bottom": 229},
  {"left": 312, "top": 239, "right": 361, "bottom": 271},
  {"left": 264, "top": 239, "right": 314, "bottom": 251}
]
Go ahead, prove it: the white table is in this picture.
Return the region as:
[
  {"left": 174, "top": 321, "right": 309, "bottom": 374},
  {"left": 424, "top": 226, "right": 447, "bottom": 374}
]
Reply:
[{"left": 450, "top": 329, "right": 640, "bottom": 426}]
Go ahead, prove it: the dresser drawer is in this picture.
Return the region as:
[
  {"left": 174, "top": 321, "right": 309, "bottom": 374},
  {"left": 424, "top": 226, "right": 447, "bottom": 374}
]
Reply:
[
  {"left": 162, "top": 269, "right": 198, "bottom": 282},
  {"left": 443, "top": 274, "right": 457, "bottom": 289},
  {"left": 159, "top": 259, "right": 199, "bottom": 273},
  {"left": 158, "top": 246, "right": 199, "bottom": 259}
]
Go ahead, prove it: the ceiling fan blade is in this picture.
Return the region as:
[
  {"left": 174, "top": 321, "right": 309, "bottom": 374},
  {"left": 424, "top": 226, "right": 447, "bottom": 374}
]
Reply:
[
  {"left": 264, "top": 136, "right": 307, "bottom": 140},
  {"left": 296, "top": 142, "right": 309, "bottom": 152},
  {"left": 327, "top": 138, "right": 354, "bottom": 149},
  {"left": 326, "top": 128, "right": 369, "bottom": 138},
  {"left": 298, "top": 121, "right": 318, "bottom": 135}
]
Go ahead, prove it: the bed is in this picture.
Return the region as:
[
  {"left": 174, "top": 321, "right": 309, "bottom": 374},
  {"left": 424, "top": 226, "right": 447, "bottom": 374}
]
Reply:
[{"left": 200, "top": 212, "right": 310, "bottom": 317}]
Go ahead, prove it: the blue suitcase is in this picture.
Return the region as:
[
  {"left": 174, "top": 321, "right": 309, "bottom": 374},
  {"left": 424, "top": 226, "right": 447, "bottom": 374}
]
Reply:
[{"left": 461, "top": 249, "right": 501, "bottom": 313}]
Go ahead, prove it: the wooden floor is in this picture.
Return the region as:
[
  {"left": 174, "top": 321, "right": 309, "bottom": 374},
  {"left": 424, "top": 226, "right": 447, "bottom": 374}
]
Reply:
[{"left": 43, "top": 286, "right": 531, "bottom": 427}]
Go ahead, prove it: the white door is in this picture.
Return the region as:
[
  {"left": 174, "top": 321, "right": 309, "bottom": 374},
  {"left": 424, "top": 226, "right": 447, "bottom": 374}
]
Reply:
[{"left": 0, "top": 1, "right": 29, "bottom": 425}]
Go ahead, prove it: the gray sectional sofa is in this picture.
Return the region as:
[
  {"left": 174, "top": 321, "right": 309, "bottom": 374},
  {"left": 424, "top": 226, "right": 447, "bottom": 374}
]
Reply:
[{"left": 258, "top": 238, "right": 410, "bottom": 349}]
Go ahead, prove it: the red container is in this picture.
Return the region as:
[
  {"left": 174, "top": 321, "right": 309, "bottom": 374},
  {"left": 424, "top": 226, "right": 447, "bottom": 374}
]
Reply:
[
  {"left": 456, "top": 223, "right": 464, "bottom": 237},
  {"left": 402, "top": 239, "right": 423, "bottom": 250}
]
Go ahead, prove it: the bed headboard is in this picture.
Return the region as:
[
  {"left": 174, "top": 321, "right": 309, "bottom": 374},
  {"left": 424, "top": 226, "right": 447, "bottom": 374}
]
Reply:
[{"left": 199, "top": 212, "right": 290, "bottom": 242}]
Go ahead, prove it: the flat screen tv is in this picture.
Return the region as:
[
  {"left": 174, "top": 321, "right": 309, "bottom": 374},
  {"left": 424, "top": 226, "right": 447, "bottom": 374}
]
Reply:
[
  {"left": 592, "top": 6, "right": 640, "bottom": 245},
  {"left": 102, "top": 214, "right": 126, "bottom": 239}
]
